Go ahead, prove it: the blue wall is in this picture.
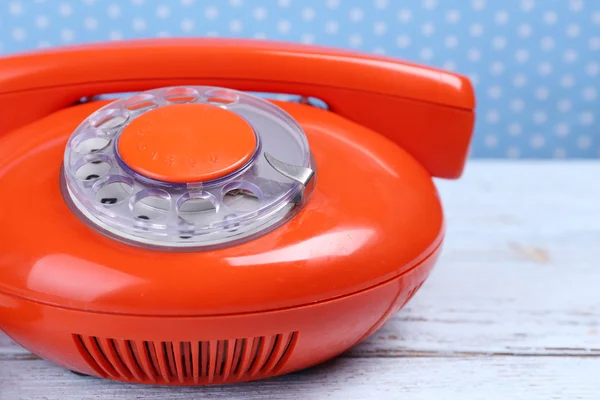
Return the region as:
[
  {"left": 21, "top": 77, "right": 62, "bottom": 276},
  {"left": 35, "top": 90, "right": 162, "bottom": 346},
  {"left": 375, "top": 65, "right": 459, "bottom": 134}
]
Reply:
[{"left": 1, "top": 0, "right": 598, "bottom": 159}]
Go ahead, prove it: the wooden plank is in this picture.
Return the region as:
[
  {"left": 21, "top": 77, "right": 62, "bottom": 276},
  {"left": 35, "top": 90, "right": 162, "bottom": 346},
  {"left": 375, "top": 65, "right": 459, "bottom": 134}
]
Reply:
[
  {"left": 1, "top": 161, "right": 599, "bottom": 399},
  {"left": 1, "top": 162, "right": 599, "bottom": 358},
  {"left": 0, "top": 356, "right": 597, "bottom": 399}
]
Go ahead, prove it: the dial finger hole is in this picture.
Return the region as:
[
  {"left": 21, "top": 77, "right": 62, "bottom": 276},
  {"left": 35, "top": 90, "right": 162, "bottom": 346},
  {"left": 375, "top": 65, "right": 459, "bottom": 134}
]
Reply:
[
  {"left": 90, "top": 109, "right": 129, "bottom": 131},
  {"left": 177, "top": 191, "right": 218, "bottom": 225},
  {"left": 222, "top": 182, "right": 262, "bottom": 212},
  {"left": 75, "top": 159, "right": 112, "bottom": 182},
  {"left": 131, "top": 188, "right": 171, "bottom": 221},
  {"left": 204, "top": 88, "right": 239, "bottom": 105},
  {"left": 95, "top": 176, "right": 133, "bottom": 206},
  {"left": 163, "top": 87, "right": 199, "bottom": 103},
  {"left": 73, "top": 136, "right": 111, "bottom": 155},
  {"left": 123, "top": 93, "right": 158, "bottom": 113}
]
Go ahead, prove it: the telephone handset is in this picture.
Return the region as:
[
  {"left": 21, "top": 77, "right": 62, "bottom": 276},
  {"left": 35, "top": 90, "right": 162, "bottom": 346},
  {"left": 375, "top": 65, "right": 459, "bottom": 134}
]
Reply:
[{"left": 0, "top": 38, "right": 475, "bottom": 179}]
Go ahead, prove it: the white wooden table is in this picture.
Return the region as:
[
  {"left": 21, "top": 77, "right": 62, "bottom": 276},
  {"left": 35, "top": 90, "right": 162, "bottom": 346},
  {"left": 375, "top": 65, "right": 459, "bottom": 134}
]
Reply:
[{"left": 2, "top": 161, "right": 599, "bottom": 399}]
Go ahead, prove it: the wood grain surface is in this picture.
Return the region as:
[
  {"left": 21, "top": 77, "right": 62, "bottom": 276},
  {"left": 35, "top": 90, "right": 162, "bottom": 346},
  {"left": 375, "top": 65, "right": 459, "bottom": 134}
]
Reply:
[{"left": 2, "top": 161, "right": 599, "bottom": 399}]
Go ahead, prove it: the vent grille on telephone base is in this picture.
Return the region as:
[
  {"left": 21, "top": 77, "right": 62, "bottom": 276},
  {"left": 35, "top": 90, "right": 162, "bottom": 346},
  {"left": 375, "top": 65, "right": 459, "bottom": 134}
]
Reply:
[{"left": 72, "top": 332, "right": 298, "bottom": 385}]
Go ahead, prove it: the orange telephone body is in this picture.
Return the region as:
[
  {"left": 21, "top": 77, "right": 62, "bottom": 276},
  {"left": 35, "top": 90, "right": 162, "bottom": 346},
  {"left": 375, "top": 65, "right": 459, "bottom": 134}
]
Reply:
[{"left": 0, "top": 39, "right": 475, "bottom": 385}]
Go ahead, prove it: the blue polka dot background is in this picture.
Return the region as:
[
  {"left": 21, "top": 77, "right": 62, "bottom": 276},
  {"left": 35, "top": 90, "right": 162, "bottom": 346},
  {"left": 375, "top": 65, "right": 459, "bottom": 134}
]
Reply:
[{"left": 1, "top": 0, "right": 598, "bottom": 159}]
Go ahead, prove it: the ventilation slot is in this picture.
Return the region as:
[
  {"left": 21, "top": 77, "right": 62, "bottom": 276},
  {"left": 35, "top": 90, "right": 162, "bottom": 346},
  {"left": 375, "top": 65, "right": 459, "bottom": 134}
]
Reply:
[{"left": 72, "top": 332, "right": 298, "bottom": 384}]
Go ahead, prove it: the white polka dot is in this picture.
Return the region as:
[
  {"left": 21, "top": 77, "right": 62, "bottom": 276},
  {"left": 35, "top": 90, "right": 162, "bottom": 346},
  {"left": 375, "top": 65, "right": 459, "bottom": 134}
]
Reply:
[
  {"left": 181, "top": 18, "right": 194, "bottom": 32},
  {"left": 60, "top": 28, "right": 74, "bottom": 42},
  {"left": 37, "top": 40, "right": 51, "bottom": 48},
  {"left": 422, "top": 0, "right": 437, "bottom": 10},
  {"left": 510, "top": 98, "right": 525, "bottom": 112},
  {"left": 107, "top": 4, "right": 121, "bottom": 19},
  {"left": 488, "top": 85, "right": 502, "bottom": 99},
  {"left": 471, "top": 0, "right": 485, "bottom": 11},
  {"left": 397, "top": 9, "right": 412, "bottom": 23},
  {"left": 577, "top": 136, "right": 592, "bottom": 149},
  {"left": 515, "top": 49, "right": 530, "bottom": 63},
  {"left": 540, "top": 36, "right": 555, "bottom": 51},
  {"left": 468, "top": 73, "right": 480, "bottom": 85},
  {"left": 555, "top": 123, "right": 570, "bottom": 137},
  {"left": 373, "top": 46, "right": 386, "bottom": 55},
  {"left": 325, "top": 21, "right": 339, "bottom": 34},
  {"left": 325, "top": 0, "right": 340, "bottom": 9},
  {"left": 301, "top": 7, "right": 315, "bottom": 22},
  {"left": 554, "top": 148, "right": 566, "bottom": 159},
  {"left": 543, "top": 11, "right": 557, "bottom": 24},
  {"left": 59, "top": 3, "right": 73, "bottom": 17},
  {"left": 593, "top": 11, "right": 600, "bottom": 24},
  {"left": 486, "top": 110, "right": 500, "bottom": 124},
  {"left": 277, "top": 0, "right": 291, "bottom": 7},
  {"left": 373, "top": 22, "right": 387, "bottom": 36},
  {"left": 35, "top": 15, "right": 49, "bottom": 29},
  {"left": 521, "top": 0, "right": 535, "bottom": 12},
  {"left": 156, "top": 5, "right": 170, "bottom": 19},
  {"left": 535, "top": 86, "right": 550, "bottom": 100},
  {"left": 9, "top": 1, "right": 24, "bottom": 15},
  {"left": 156, "top": 31, "right": 170, "bottom": 37},
  {"left": 349, "top": 7, "right": 364, "bottom": 22},
  {"left": 469, "top": 23, "right": 484, "bottom": 37},
  {"left": 563, "top": 49, "right": 578, "bottom": 63},
  {"left": 507, "top": 147, "right": 520, "bottom": 158},
  {"left": 130, "top": 0, "right": 142, "bottom": 5},
  {"left": 484, "top": 134, "right": 498, "bottom": 147},
  {"left": 533, "top": 111, "right": 548, "bottom": 125},
  {"left": 589, "top": 37, "right": 600, "bottom": 51},
  {"left": 492, "top": 36, "right": 507, "bottom": 50},
  {"left": 229, "top": 0, "right": 243, "bottom": 7},
  {"left": 349, "top": 34, "right": 363, "bottom": 47},
  {"left": 560, "top": 74, "right": 575, "bottom": 88},
  {"left": 538, "top": 62, "right": 552, "bottom": 76},
  {"left": 512, "top": 74, "right": 527, "bottom": 88},
  {"left": 443, "top": 60, "right": 456, "bottom": 71},
  {"left": 566, "top": 24, "right": 581, "bottom": 38},
  {"left": 508, "top": 123, "right": 522, "bottom": 136},
  {"left": 301, "top": 33, "right": 315, "bottom": 44},
  {"left": 557, "top": 99, "right": 572, "bottom": 113},
  {"left": 490, "top": 61, "right": 505, "bottom": 76},
  {"left": 374, "top": 0, "right": 389, "bottom": 9},
  {"left": 204, "top": 6, "right": 218, "bottom": 20},
  {"left": 530, "top": 134, "right": 545, "bottom": 149},
  {"left": 109, "top": 30, "right": 122, "bottom": 40},
  {"left": 84, "top": 17, "right": 98, "bottom": 30},
  {"left": 253, "top": 7, "right": 267, "bottom": 21},
  {"left": 253, "top": 32, "right": 266, "bottom": 39},
  {"left": 11, "top": 27, "right": 26, "bottom": 41},
  {"left": 579, "top": 112, "right": 594, "bottom": 126},
  {"left": 228, "top": 19, "right": 242, "bottom": 33},
  {"left": 396, "top": 35, "right": 411, "bottom": 48},
  {"left": 446, "top": 10, "right": 461, "bottom": 23},
  {"left": 421, "top": 23, "right": 435, "bottom": 36},
  {"left": 277, "top": 20, "right": 291, "bottom": 34},
  {"left": 419, "top": 48, "right": 434, "bottom": 61},
  {"left": 467, "top": 48, "right": 481, "bottom": 62},
  {"left": 582, "top": 87, "right": 597, "bottom": 101},
  {"left": 586, "top": 61, "right": 599, "bottom": 77},
  {"left": 205, "top": 31, "right": 218, "bottom": 37},
  {"left": 495, "top": 11, "right": 509, "bottom": 24},
  {"left": 569, "top": 0, "right": 583, "bottom": 12},
  {"left": 445, "top": 36, "right": 459, "bottom": 49},
  {"left": 518, "top": 24, "right": 532, "bottom": 38},
  {"left": 132, "top": 17, "right": 146, "bottom": 32}
]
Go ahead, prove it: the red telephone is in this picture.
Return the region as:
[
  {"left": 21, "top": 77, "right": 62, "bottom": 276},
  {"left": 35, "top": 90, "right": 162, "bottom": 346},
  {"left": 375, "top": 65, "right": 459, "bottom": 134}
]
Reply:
[{"left": 0, "top": 39, "right": 475, "bottom": 385}]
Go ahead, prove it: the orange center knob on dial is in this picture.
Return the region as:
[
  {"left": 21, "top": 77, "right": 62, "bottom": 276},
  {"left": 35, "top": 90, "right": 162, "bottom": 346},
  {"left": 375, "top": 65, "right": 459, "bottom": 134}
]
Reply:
[{"left": 117, "top": 103, "right": 257, "bottom": 183}]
